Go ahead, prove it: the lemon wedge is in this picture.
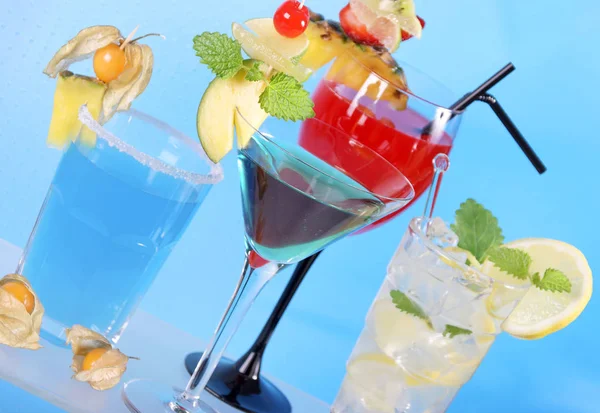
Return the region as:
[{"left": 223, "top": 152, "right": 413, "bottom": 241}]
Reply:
[
  {"left": 346, "top": 353, "right": 404, "bottom": 412},
  {"left": 487, "top": 238, "right": 592, "bottom": 340}
]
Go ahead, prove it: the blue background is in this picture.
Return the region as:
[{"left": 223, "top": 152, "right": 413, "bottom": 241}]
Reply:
[{"left": 0, "top": 0, "right": 599, "bottom": 412}]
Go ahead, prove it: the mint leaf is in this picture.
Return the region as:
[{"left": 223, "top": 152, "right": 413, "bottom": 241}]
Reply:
[
  {"left": 245, "top": 62, "right": 264, "bottom": 81},
  {"left": 532, "top": 269, "right": 572, "bottom": 293},
  {"left": 193, "top": 32, "right": 243, "bottom": 79},
  {"left": 443, "top": 325, "right": 473, "bottom": 338},
  {"left": 390, "top": 290, "right": 433, "bottom": 328},
  {"left": 488, "top": 247, "right": 531, "bottom": 280},
  {"left": 259, "top": 72, "right": 315, "bottom": 121},
  {"left": 451, "top": 199, "right": 504, "bottom": 262}
]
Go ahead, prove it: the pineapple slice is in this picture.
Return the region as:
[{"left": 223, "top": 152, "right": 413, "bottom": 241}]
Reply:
[
  {"left": 47, "top": 71, "right": 107, "bottom": 149},
  {"left": 300, "top": 18, "right": 349, "bottom": 71},
  {"left": 300, "top": 12, "right": 409, "bottom": 110}
]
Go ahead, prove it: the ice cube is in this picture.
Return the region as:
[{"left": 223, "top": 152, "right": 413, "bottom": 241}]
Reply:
[{"left": 425, "top": 217, "right": 459, "bottom": 248}]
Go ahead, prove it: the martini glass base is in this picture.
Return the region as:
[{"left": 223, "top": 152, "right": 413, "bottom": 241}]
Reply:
[
  {"left": 184, "top": 353, "right": 292, "bottom": 413},
  {"left": 122, "top": 379, "right": 217, "bottom": 413}
]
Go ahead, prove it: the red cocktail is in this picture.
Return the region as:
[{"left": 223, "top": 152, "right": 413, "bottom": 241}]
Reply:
[{"left": 300, "top": 52, "right": 461, "bottom": 231}]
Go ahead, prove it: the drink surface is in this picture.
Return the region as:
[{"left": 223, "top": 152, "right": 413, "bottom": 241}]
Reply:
[
  {"left": 239, "top": 138, "right": 384, "bottom": 264},
  {"left": 300, "top": 80, "right": 453, "bottom": 230},
  {"left": 332, "top": 218, "right": 528, "bottom": 413},
  {"left": 21, "top": 140, "right": 210, "bottom": 342}
]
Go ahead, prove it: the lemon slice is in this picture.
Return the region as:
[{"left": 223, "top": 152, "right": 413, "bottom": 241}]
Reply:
[
  {"left": 493, "top": 238, "right": 592, "bottom": 339},
  {"left": 442, "top": 247, "right": 482, "bottom": 271},
  {"left": 232, "top": 23, "right": 312, "bottom": 82},
  {"left": 245, "top": 18, "right": 309, "bottom": 60},
  {"left": 346, "top": 353, "right": 404, "bottom": 412},
  {"left": 371, "top": 299, "right": 431, "bottom": 357}
]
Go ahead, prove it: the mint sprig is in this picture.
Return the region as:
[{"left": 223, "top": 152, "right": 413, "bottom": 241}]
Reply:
[
  {"left": 193, "top": 32, "right": 315, "bottom": 122},
  {"left": 488, "top": 247, "right": 572, "bottom": 293},
  {"left": 259, "top": 72, "right": 315, "bottom": 122},
  {"left": 390, "top": 290, "right": 433, "bottom": 329},
  {"left": 452, "top": 199, "right": 572, "bottom": 294},
  {"left": 487, "top": 247, "right": 531, "bottom": 280},
  {"left": 245, "top": 62, "right": 264, "bottom": 82},
  {"left": 443, "top": 325, "right": 472, "bottom": 338},
  {"left": 193, "top": 33, "right": 243, "bottom": 79},
  {"left": 532, "top": 269, "right": 572, "bottom": 293},
  {"left": 451, "top": 199, "right": 504, "bottom": 263}
]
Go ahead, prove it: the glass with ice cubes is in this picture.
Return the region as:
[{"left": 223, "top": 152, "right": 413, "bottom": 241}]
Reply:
[{"left": 331, "top": 216, "right": 531, "bottom": 413}]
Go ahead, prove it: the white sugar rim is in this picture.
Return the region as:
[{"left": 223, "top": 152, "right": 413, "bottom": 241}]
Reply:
[{"left": 78, "top": 105, "right": 224, "bottom": 186}]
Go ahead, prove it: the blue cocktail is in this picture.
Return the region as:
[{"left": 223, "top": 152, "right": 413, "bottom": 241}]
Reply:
[{"left": 17, "top": 107, "right": 223, "bottom": 344}]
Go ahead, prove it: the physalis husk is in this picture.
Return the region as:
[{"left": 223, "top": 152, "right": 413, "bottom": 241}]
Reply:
[
  {"left": 0, "top": 274, "right": 44, "bottom": 350},
  {"left": 43, "top": 25, "right": 155, "bottom": 124},
  {"left": 66, "top": 325, "right": 136, "bottom": 391}
]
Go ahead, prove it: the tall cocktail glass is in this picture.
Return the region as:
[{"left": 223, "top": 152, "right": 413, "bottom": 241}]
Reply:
[
  {"left": 17, "top": 106, "right": 223, "bottom": 344},
  {"left": 331, "top": 217, "right": 531, "bottom": 413}
]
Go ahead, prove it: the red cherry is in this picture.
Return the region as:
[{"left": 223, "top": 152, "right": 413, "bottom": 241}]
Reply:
[
  {"left": 274, "top": 1, "right": 310, "bottom": 38},
  {"left": 401, "top": 16, "right": 426, "bottom": 41}
]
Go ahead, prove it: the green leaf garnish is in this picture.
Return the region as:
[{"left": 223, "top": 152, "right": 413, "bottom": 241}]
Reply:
[
  {"left": 193, "top": 32, "right": 244, "bottom": 79},
  {"left": 390, "top": 290, "right": 433, "bottom": 329},
  {"left": 532, "top": 269, "right": 572, "bottom": 293},
  {"left": 451, "top": 199, "right": 504, "bottom": 263},
  {"left": 488, "top": 247, "right": 531, "bottom": 280},
  {"left": 443, "top": 325, "right": 473, "bottom": 338},
  {"left": 193, "top": 32, "right": 315, "bottom": 122},
  {"left": 451, "top": 199, "right": 572, "bottom": 295},
  {"left": 259, "top": 72, "right": 315, "bottom": 122},
  {"left": 245, "top": 62, "right": 264, "bottom": 81}
]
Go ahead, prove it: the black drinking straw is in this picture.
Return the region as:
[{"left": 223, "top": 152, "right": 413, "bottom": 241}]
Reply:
[{"left": 424, "top": 62, "right": 546, "bottom": 174}]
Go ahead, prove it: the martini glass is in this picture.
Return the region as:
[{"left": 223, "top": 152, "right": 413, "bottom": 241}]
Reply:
[
  {"left": 185, "top": 54, "right": 462, "bottom": 412},
  {"left": 122, "top": 110, "right": 415, "bottom": 413}
]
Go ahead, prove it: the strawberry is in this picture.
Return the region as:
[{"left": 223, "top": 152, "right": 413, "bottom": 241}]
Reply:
[
  {"left": 401, "top": 16, "right": 425, "bottom": 41},
  {"left": 339, "top": 4, "right": 383, "bottom": 47}
]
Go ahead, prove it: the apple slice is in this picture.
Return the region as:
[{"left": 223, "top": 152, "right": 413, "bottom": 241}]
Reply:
[
  {"left": 197, "top": 68, "right": 269, "bottom": 163},
  {"left": 196, "top": 78, "right": 235, "bottom": 163}
]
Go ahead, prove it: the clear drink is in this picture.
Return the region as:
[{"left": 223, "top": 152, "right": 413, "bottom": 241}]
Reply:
[
  {"left": 17, "top": 107, "right": 222, "bottom": 344},
  {"left": 331, "top": 217, "right": 531, "bottom": 413}
]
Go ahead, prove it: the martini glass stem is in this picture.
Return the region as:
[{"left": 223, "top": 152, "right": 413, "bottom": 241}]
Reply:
[
  {"left": 236, "top": 251, "right": 322, "bottom": 378},
  {"left": 174, "top": 250, "right": 281, "bottom": 410}
]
